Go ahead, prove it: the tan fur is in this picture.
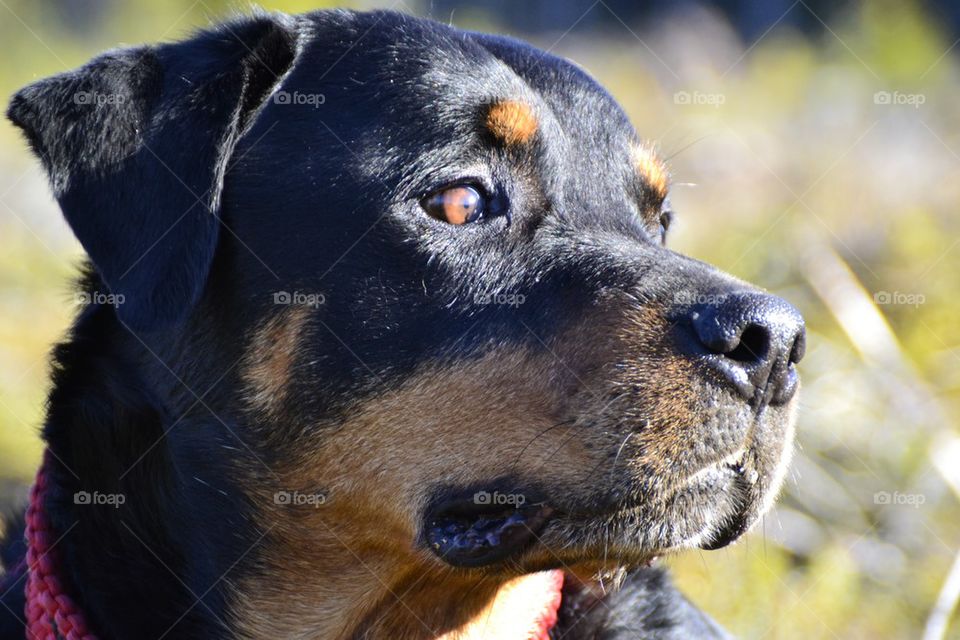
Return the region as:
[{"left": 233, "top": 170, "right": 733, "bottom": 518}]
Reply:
[
  {"left": 436, "top": 571, "right": 560, "bottom": 639},
  {"left": 230, "top": 298, "right": 767, "bottom": 639},
  {"left": 241, "top": 306, "right": 310, "bottom": 418},
  {"left": 486, "top": 100, "right": 539, "bottom": 145},
  {"left": 233, "top": 345, "right": 591, "bottom": 639},
  {"left": 631, "top": 143, "right": 669, "bottom": 200}
]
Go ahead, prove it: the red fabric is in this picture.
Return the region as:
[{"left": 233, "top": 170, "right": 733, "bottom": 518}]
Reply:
[{"left": 25, "top": 451, "right": 97, "bottom": 640}]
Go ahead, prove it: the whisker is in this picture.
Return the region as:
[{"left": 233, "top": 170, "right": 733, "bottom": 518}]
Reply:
[
  {"left": 664, "top": 133, "right": 712, "bottom": 161},
  {"left": 511, "top": 419, "right": 576, "bottom": 472}
]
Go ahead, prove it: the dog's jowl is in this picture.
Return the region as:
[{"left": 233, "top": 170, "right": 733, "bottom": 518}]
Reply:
[{"left": 1, "top": 9, "right": 804, "bottom": 640}]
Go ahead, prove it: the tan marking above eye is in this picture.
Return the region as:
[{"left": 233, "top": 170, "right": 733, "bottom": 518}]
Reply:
[
  {"left": 486, "top": 100, "right": 538, "bottom": 145},
  {"left": 423, "top": 185, "right": 484, "bottom": 225},
  {"left": 631, "top": 143, "right": 670, "bottom": 200}
]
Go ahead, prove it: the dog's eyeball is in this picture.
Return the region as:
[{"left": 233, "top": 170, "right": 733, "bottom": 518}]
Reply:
[
  {"left": 658, "top": 206, "right": 673, "bottom": 243},
  {"left": 422, "top": 185, "right": 486, "bottom": 225}
]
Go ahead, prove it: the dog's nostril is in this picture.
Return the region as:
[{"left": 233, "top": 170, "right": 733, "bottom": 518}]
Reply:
[
  {"left": 688, "top": 291, "right": 805, "bottom": 404},
  {"left": 725, "top": 324, "right": 770, "bottom": 364}
]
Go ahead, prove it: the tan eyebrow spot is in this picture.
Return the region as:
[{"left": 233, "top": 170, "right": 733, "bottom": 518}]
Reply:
[
  {"left": 485, "top": 100, "right": 538, "bottom": 145},
  {"left": 632, "top": 143, "right": 669, "bottom": 199}
]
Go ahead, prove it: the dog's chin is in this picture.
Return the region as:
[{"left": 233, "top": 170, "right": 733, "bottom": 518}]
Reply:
[
  {"left": 531, "top": 462, "right": 770, "bottom": 567},
  {"left": 424, "top": 450, "right": 785, "bottom": 574}
]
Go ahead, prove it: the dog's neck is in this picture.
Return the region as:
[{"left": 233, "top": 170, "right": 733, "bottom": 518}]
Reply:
[{"left": 32, "top": 307, "right": 254, "bottom": 638}]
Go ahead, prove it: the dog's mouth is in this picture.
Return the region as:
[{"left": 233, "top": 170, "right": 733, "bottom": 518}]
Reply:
[
  {"left": 424, "top": 493, "right": 554, "bottom": 567},
  {"left": 424, "top": 451, "right": 766, "bottom": 568}
]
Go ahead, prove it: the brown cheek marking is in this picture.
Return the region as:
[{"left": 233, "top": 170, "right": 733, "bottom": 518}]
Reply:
[
  {"left": 230, "top": 307, "right": 702, "bottom": 637},
  {"left": 240, "top": 306, "right": 310, "bottom": 419},
  {"left": 231, "top": 347, "right": 600, "bottom": 639},
  {"left": 486, "top": 100, "right": 539, "bottom": 145},
  {"left": 632, "top": 143, "right": 670, "bottom": 200},
  {"left": 614, "top": 304, "right": 698, "bottom": 475},
  {"left": 564, "top": 300, "right": 697, "bottom": 479}
]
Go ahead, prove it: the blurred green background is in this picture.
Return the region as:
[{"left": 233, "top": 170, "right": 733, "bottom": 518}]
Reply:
[{"left": 1, "top": 0, "right": 959, "bottom": 638}]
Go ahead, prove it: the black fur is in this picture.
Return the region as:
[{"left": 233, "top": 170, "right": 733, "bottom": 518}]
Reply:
[
  {"left": 551, "top": 568, "right": 731, "bottom": 639},
  {"left": 0, "top": 513, "right": 25, "bottom": 639},
  {"left": 3, "top": 14, "right": 301, "bottom": 639},
  {"left": 0, "top": 8, "right": 797, "bottom": 639},
  {"left": 7, "top": 14, "right": 297, "bottom": 331}
]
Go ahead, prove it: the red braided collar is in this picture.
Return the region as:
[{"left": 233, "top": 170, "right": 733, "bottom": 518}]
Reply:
[{"left": 24, "top": 451, "right": 97, "bottom": 640}]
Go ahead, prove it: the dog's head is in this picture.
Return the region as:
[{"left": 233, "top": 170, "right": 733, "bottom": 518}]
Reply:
[{"left": 9, "top": 9, "right": 803, "bottom": 637}]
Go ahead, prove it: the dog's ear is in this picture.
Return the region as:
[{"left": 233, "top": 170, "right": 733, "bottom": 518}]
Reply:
[{"left": 7, "top": 14, "right": 299, "bottom": 330}]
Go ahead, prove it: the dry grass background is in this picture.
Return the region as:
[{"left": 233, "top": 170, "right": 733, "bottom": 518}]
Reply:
[{"left": 1, "top": 1, "right": 958, "bottom": 638}]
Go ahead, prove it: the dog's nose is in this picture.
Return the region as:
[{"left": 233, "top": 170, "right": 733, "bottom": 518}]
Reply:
[{"left": 691, "top": 291, "right": 805, "bottom": 404}]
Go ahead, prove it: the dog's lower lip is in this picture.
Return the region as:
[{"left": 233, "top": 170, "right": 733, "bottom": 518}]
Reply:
[
  {"left": 425, "top": 503, "right": 553, "bottom": 567},
  {"left": 699, "top": 510, "right": 751, "bottom": 550},
  {"left": 699, "top": 465, "right": 756, "bottom": 550}
]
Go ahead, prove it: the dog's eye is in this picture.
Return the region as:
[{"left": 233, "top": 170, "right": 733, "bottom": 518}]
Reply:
[
  {"left": 422, "top": 185, "right": 486, "bottom": 225},
  {"left": 658, "top": 207, "right": 673, "bottom": 243}
]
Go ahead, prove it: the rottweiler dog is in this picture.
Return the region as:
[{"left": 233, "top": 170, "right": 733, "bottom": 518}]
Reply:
[{"left": 0, "top": 8, "right": 805, "bottom": 640}]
